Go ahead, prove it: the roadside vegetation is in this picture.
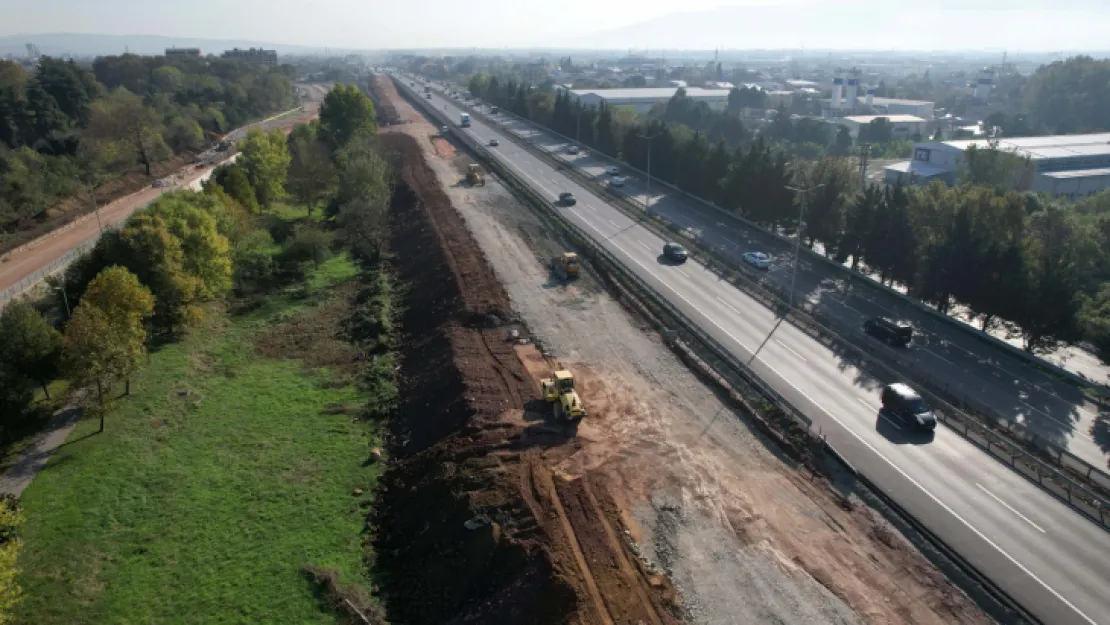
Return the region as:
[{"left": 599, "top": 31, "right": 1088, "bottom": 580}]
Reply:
[
  {"left": 0, "top": 54, "right": 297, "bottom": 252},
  {"left": 437, "top": 63, "right": 1110, "bottom": 359},
  {"left": 0, "top": 84, "right": 396, "bottom": 623}
]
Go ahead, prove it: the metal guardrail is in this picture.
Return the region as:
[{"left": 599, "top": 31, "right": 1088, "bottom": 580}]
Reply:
[
  {"left": 403, "top": 77, "right": 1110, "bottom": 531},
  {"left": 473, "top": 97, "right": 1110, "bottom": 395},
  {"left": 0, "top": 238, "right": 96, "bottom": 310}
]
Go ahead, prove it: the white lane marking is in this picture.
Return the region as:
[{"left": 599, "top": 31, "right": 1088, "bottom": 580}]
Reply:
[
  {"left": 753, "top": 363, "right": 1095, "bottom": 625},
  {"left": 976, "top": 483, "right": 1046, "bottom": 533},
  {"left": 608, "top": 219, "right": 620, "bottom": 228},
  {"left": 856, "top": 398, "right": 879, "bottom": 411},
  {"left": 922, "top": 348, "right": 958, "bottom": 367},
  {"left": 675, "top": 268, "right": 691, "bottom": 279},
  {"left": 774, "top": 339, "right": 807, "bottom": 362},
  {"left": 636, "top": 240, "right": 653, "bottom": 251},
  {"left": 715, "top": 296, "right": 743, "bottom": 317}
]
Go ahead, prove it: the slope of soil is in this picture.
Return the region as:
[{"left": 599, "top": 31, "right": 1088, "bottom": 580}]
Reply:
[
  {"left": 380, "top": 78, "right": 997, "bottom": 625},
  {"left": 372, "top": 132, "right": 679, "bottom": 625}
]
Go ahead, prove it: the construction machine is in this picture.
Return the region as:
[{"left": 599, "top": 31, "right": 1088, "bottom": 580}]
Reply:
[
  {"left": 541, "top": 370, "right": 587, "bottom": 421},
  {"left": 550, "top": 252, "right": 580, "bottom": 280},
  {"left": 466, "top": 163, "right": 485, "bottom": 187}
]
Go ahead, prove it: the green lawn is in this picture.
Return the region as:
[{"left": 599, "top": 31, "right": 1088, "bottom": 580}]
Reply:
[{"left": 15, "top": 253, "right": 382, "bottom": 625}]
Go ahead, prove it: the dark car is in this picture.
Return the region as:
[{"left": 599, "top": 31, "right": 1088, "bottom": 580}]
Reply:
[
  {"left": 881, "top": 383, "right": 937, "bottom": 431},
  {"left": 558, "top": 192, "right": 576, "bottom": 206},
  {"left": 864, "top": 317, "right": 913, "bottom": 347},
  {"left": 663, "top": 242, "right": 688, "bottom": 263}
]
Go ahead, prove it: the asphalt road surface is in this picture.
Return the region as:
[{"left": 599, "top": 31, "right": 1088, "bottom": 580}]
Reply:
[
  {"left": 482, "top": 101, "right": 1110, "bottom": 471},
  {"left": 396, "top": 74, "right": 1110, "bottom": 625}
]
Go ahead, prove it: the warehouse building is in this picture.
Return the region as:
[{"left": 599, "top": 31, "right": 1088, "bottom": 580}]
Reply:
[
  {"left": 567, "top": 87, "right": 731, "bottom": 113},
  {"left": 835, "top": 114, "right": 929, "bottom": 141},
  {"left": 884, "top": 133, "right": 1110, "bottom": 198},
  {"left": 220, "top": 47, "right": 278, "bottom": 67}
]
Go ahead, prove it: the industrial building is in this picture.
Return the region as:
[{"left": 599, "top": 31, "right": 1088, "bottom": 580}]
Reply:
[
  {"left": 883, "top": 133, "right": 1110, "bottom": 198},
  {"left": 823, "top": 68, "right": 935, "bottom": 119},
  {"left": 165, "top": 47, "right": 201, "bottom": 57},
  {"left": 220, "top": 47, "right": 278, "bottom": 67},
  {"left": 567, "top": 87, "right": 731, "bottom": 113},
  {"left": 835, "top": 114, "right": 929, "bottom": 141}
]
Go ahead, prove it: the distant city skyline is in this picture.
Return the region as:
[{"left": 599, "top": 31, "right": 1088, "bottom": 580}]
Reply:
[{"left": 2, "top": 0, "right": 1109, "bottom": 52}]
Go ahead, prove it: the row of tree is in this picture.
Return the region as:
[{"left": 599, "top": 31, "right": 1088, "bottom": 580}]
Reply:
[{"left": 0, "top": 54, "right": 295, "bottom": 242}]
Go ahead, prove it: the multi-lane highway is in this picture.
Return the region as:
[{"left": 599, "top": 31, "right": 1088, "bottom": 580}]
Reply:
[
  {"left": 476, "top": 97, "right": 1110, "bottom": 470},
  {"left": 395, "top": 74, "right": 1110, "bottom": 625}
]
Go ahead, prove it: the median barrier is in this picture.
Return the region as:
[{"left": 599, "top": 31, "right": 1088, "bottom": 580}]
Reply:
[
  {"left": 399, "top": 76, "right": 1110, "bottom": 531},
  {"left": 473, "top": 96, "right": 1109, "bottom": 395}
]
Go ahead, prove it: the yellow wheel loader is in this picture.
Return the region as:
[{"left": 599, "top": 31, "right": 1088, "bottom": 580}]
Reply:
[
  {"left": 541, "top": 370, "right": 587, "bottom": 421},
  {"left": 466, "top": 163, "right": 485, "bottom": 187},
  {"left": 550, "top": 252, "right": 580, "bottom": 280}
]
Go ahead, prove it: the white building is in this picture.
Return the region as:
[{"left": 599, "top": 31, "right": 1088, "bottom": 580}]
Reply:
[
  {"left": 836, "top": 114, "right": 928, "bottom": 141},
  {"left": 567, "top": 87, "right": 731, "bottom": 113},
  {"left": 883, "top": 133, "right": 1110, "bottom": 199}
]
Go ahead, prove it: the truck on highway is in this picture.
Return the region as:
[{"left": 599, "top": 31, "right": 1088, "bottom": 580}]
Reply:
[
  {"left": 460, "top": 113, "right": 471, "bottom": 128},
  {"left": 424, "top": 85, "right": 431, "bottom": 94}
]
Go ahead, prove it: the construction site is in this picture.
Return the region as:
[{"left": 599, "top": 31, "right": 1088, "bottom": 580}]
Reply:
[{"left": 368, "top": 73, "right": 1001, "bottom": 624}]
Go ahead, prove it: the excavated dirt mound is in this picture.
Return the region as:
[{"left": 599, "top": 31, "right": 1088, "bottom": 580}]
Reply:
[
  {"left": 369, "top": 75, "right": 402, "bottom": 126},
  {"left": 372, "top": 133, "right": 679, "bottom": 625}
]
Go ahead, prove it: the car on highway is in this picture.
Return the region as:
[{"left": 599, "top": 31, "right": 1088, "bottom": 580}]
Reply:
[
  {"left": 558, "top": 192, "right": 577, "bottom": 206},
  {"left": 490, "top": 106, "right": 500, "bottom": 114},
  {"left": 663, "top": 243, "right": 688, "bottom": 263},
  {"left": 605, "top": 166, "right": 621, "bottom": 176},
  {"left": 441, "top": 126, "right": 449, "bottom": 134},
  {"left": 880, "top": 383, "right": 937, "bottom": 432},
  {"left": 864, "top": 317, "right": 913, "bottom": 347},
  {"left": 489, "top": 138, "right": 499, "bottom": 146},
  {"left": 610, "top": 176, "right": 626, "bottom": 187},
  {"left": 425, "top": 93, "right": 432, "bottom": 99},
  {"left": 741, "top": 251, "right": 772, "bottom": 270},
  {"left": 567, "top": 145, "right": 580, "bottom": 155}
]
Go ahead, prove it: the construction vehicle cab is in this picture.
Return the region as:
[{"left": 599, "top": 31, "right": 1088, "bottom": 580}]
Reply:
[
  {"left": 551, "top": 252, "right": 580, "bottom": 280},
  {"left": 541, "top": 370, "right": 587, "bottom": 421},
  {"left": 466, "top": 163, "right": 485, "bottom": 187}
]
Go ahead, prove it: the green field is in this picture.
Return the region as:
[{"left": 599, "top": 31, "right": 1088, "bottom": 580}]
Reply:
[{"left": 14, "top": 253, "right": 382, "bottom": 625}]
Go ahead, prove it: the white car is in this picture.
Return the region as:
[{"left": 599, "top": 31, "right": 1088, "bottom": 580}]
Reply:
[
  {"left": 610, "top": 176, "right": 626, "bottom": 187},
  {"left": 489, "top": 138, "right": 499, "bottom": 146},
  {"left": 567, "top": 145, "right": 580, "bottom": 155},
  {"left": 742, "top": 251, "right": 772, "bottom": 270},
  {"left": 605, "top": 166, "right": 620, "bottom": 176}
]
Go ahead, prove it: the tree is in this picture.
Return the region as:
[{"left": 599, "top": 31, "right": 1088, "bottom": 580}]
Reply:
[
  {"left": 164, "top": 116, "right": 203, "bottom": 152},
  {"left": 85, "top": 88, "right": 169, "bottom": 176},
  {"left": 282, "top": 225, "right": 333, "bottom": 269},
  {"left": 208, "top": 163, "right": 260, "bottom": 214},
  {"left": 62, "top": 266, "right": 153, "bottom": 429},
  {"left": 333, "top": 137, "right": 392, "bottom": 262},
  {"left": 318, "top": 84, "right": 377, "bottom": 152},
  {"left": 286, "top": 134, "right": 336, "bottom": 216},
  {"left": 0, "top": 301, "right": 60, "bottom": 398},
  {"left": 237, "top": 127, "right": 290, "bottom": 209},
  {"left": 146, "top": 194, "right": 233, "bottom": 298},
  {"left": 960, "top": 142, "right": 1035, "bottom": 189}
]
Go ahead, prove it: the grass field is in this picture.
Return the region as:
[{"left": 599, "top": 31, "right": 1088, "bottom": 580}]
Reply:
[{"left": 14, "top": 252, "right": 383, "bottom": 625}]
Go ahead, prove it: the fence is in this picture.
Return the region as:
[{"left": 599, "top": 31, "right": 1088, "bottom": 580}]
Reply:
[
  {"left": 0, "top": 237, "right": 98, "bottom": 311},
  {"left": 404, "top": 77, "right": 1110, "bottom": 531}
]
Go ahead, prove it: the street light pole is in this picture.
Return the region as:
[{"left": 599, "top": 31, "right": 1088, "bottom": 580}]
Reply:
[
  {"left": 54, "top": 284, "right": 71, "bottom": 318},
  {"left": 638, "top": 131, "right": 662, "bottom": 213},
  {"left": 784, "top": 183, "right": 825, "bottom": 309}
]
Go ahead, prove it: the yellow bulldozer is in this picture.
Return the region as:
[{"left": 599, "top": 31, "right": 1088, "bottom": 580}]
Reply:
[
  {"left": 541, "top": 370, "right": 587, "bottom": 421},
  {"left": 466, "top": 163, "right": 485, "bottom": 187},
  {"left": 550, "top": 252, "right": 580, "bottom": 280}
]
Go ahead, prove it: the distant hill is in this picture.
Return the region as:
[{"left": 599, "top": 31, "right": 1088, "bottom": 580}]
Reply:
[{"left": 0, "top": 33, "right": 335, "bottom": 58}]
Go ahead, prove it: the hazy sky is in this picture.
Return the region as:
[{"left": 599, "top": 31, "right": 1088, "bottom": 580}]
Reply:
[{"left": 2, "top": 0, "right": 1109, "bottom": 51}]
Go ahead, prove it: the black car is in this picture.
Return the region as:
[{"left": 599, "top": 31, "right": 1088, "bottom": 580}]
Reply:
[
  {"left": 881, "top": 383, "right": 937, "bottom": 431},
  {"left": 864, "top": 317, "right": 913, "bottom": 347},
  {"left": 663, "top": 242, "right": 688, "bottom": 263},
  {"left": 558, "top": 192, "right": 576, "bottom": 206}
]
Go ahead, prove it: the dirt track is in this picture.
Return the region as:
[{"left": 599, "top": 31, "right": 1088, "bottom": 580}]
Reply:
[
  {"left": 373, "top": 129, "right": 679, "bottom": 624},
  {"left": 373, "top": 73, "right": 997, "bottom": 625}
]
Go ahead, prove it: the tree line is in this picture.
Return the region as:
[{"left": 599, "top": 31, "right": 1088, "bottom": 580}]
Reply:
[
  {"left": 0, "top": 82, "right": 384, "bottom": 435},
  {"left": 465, "top": 71, "right": 1110, "bottom": 356},
  {"left": 0, "top": 54, "right": 296, "bottom": 245}
]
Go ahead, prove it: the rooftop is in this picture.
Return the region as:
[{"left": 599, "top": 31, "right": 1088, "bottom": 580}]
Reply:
[
  {"left": 883, "top": 161, "right": 948, "bottom": 178},
  {"left": 570, "top": 87, "right": 731, "bottom": 101},
  {"left": 1041, "top": 167, "right": 1110, "bottom": 179},
  {"left": 924, "top": 133, "right": 1110, "bottom": 161},
  {"left": 867, "top": 96, "right": 934, "bottom": 107},
  {"left": 843, "top": 114, "right": 928, "bottom": 124}
]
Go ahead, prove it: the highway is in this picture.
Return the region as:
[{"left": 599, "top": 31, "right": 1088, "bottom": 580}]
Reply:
[
  {"left": 468, "top": 93, "right": 1110, "bottom": 470},
  {"left": 395, "top": 74, "right": 1110, "bottom": 625}
]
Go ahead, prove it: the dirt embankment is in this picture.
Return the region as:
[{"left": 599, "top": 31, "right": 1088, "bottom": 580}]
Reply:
[
  {"left": 366, "top": 75, "right": 402, "bottom": 126},
  {"left": 372, "top": 132, "right": 680, "bottom": 625}
]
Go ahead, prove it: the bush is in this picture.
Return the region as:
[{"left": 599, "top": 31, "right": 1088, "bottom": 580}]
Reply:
[
  {"left": 281, "top": 225, "right": 333, "bottom": 269},
  {"left": 0, "top": 495, "right": 24, "bottom": 624}
]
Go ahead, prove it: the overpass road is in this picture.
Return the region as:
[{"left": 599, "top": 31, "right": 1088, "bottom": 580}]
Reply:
[
  {"left": 465, "top": 92, "right": 1110, "bottom": 470},
  {"left": 395, "top": 74, "right": 1110, "bottom": 625}
]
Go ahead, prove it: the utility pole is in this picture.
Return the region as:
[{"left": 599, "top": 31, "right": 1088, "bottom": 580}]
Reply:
[
  {"left": 638, "top": 130, "right": 663, "bottom": 213},
  {"left": 784, "top": 184, "right": 825, "bottom": 309},
  {"left": 858, "top": 142, "right": 870, "bottom": 189}
]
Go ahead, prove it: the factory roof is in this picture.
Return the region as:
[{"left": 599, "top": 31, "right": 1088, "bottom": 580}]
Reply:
[
  {"left": 842, "top": 114, "right": 928, "bottom": 124},
  {"left": 923, "top": 133, "right": 1110, "bottom": 160},
  {"left": 866, "top": 96, "right": 934, "bottom": 107},
  {"left": 1041, "top": 167, "right": 1110, "bottom": 179},
  {"left": 570, "top": 87, "right": 731, "bottom": 101},
  {"left": 883, "top": 161, "right": 948, "bottom": 178}
]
